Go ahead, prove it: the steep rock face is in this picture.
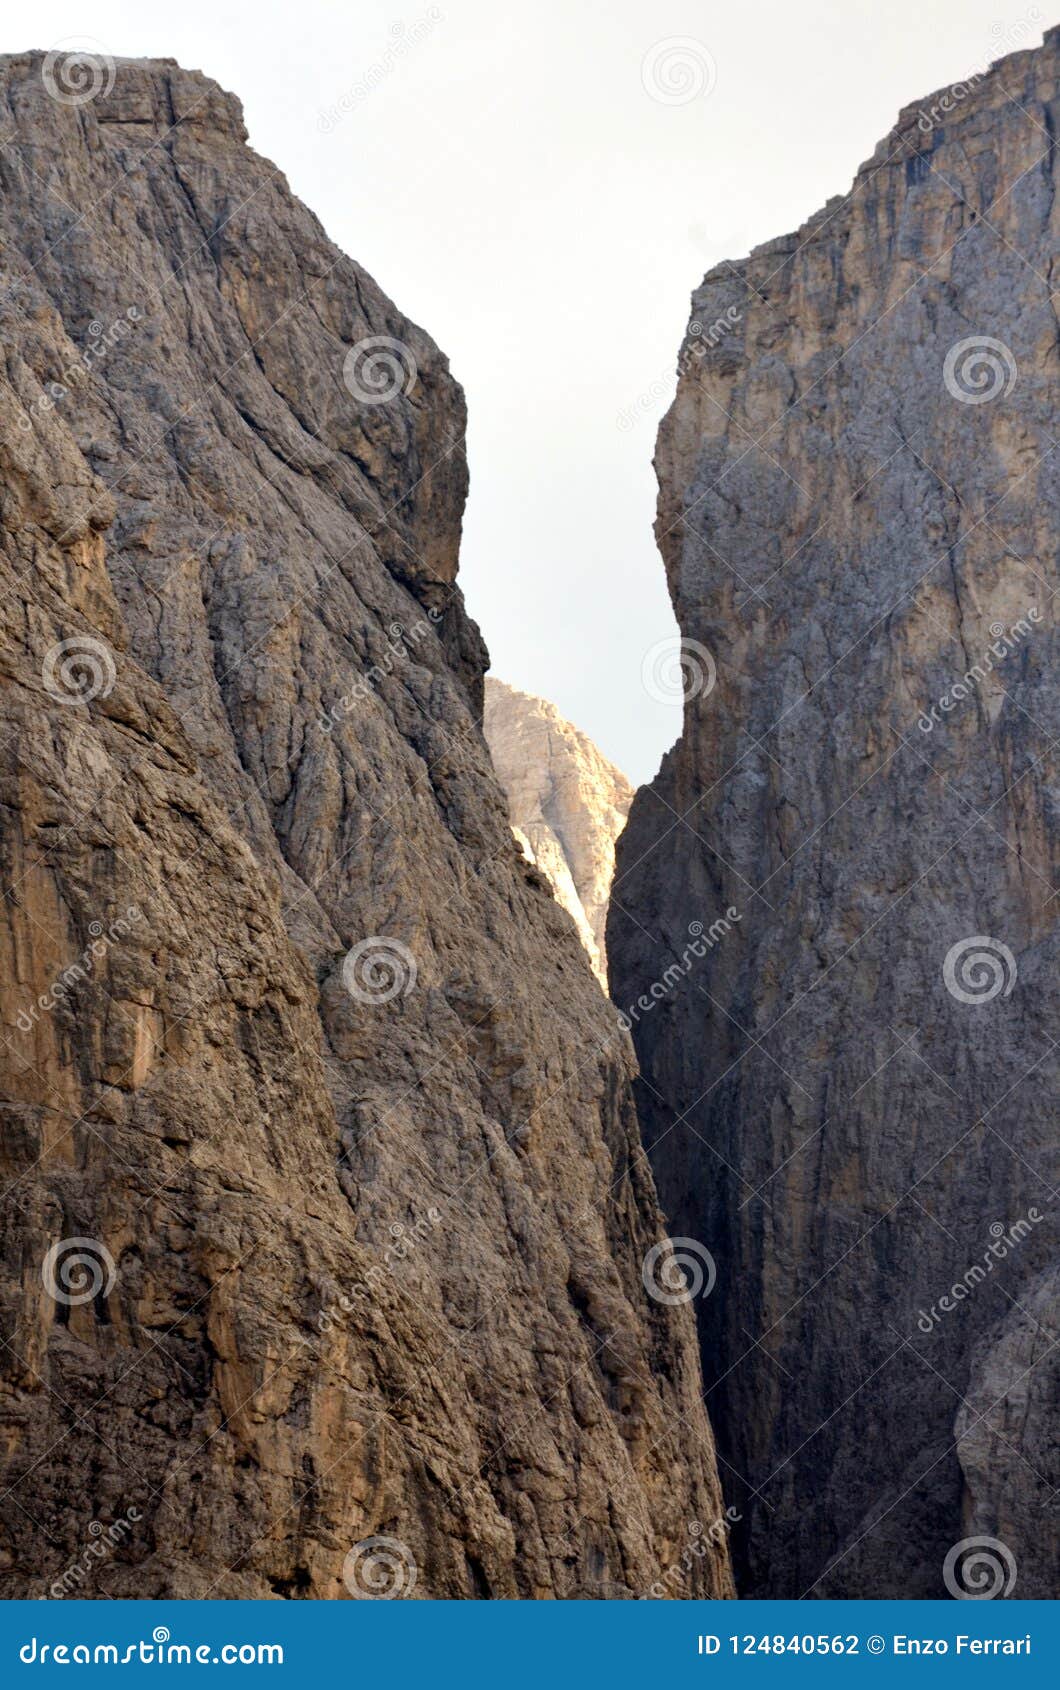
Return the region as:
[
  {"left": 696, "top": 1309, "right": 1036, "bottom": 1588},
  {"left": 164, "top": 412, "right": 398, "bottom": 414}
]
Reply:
[
  {"left": 0, "top": 53, "right": 732, "bottom": 1598},
  {"left": 610, "top": 32, "right": 1060, "bottom": 1598},
  {"left": 483, "top": 679, "right": 633, "bottom": 986}
]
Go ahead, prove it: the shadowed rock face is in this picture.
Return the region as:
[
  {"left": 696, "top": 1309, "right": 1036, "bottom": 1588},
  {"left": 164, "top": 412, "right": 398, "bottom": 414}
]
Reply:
[
  {"left": 609, "top": 32, "right": 1060, "bottom": 1598},
  {"left": 484, "top": 679, "right": 633, "bottom": 987},
  {"left": 0, "top": 53, "right": 731, "bottom": 1599}
]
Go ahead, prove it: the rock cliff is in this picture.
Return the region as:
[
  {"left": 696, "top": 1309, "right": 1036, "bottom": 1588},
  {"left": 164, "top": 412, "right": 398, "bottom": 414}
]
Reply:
[
  {"left": 483, "top": 679, "right": 633, "bottom": 987},
  {"left": 0, "top": 52, "right": 732, "bottom": 1599},
  {"left": 610, "top": 31, "right": 1060, "bottom": 1598}
]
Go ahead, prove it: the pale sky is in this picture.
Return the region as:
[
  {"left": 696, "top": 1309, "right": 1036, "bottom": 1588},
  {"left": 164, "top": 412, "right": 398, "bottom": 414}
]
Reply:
[{"left": 23, "top": 0, "right": 1050, "bottom": 782}]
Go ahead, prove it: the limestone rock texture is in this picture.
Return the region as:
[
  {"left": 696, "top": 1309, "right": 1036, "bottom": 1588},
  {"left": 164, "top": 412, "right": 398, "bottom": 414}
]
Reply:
[
  {"left": 483, "top": 679, "right": 633, "bottom": 987},
  {"left": 609, "top": 31, "right": 1060, "bottom": 1597},
  {"left": 0, "top": 53, "right": 732, "bottom": 1599}
]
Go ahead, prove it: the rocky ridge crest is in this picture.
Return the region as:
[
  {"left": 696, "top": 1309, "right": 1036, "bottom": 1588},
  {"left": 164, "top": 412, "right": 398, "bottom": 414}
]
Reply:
[{"left": 484, "top": 678, "right": 633, "bottom": 986}]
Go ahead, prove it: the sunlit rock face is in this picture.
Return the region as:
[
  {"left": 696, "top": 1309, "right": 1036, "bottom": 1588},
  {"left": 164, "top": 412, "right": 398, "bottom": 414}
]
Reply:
[
  {"left": 484, "top": 679, "right": 633, "bottom": 987},
  {"left": 610, "top": 30, "right": 1060, "bottom": 1598},
  {"left": 0, "top": 52, "right": 733, "bottom": 1600}
]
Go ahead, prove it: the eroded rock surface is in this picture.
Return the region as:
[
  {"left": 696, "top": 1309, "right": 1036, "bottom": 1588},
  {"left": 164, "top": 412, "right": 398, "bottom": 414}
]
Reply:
[
  {"left": 609, "top": 31, "right": 1060, "bottom": 1598},
  {"left": 484, "top": 679, "right": 633, "bottom": 986},
  {"left": 954, "top": 1266, "right": 1059, "bottom": 1599},
  {"left": 0, "top": 52, "right": 731, "bottom": 1600}
]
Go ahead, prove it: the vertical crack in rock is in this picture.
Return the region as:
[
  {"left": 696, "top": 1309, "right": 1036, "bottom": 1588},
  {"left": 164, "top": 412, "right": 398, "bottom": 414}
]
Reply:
[
  {"left": 0, "top": 53, "right": 731, "bottom": 1599},
  {"left": 610, "top": 30, "right": 1060, "bottom": 1598}
]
